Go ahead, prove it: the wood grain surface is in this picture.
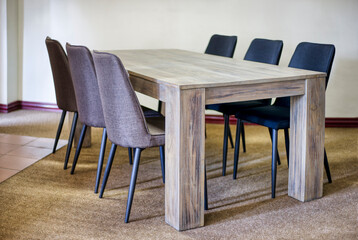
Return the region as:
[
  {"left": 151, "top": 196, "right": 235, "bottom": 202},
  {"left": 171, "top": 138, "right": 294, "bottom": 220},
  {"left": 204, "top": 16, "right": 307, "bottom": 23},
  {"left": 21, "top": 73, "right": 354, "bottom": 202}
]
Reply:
[
  {"left": 108, "top": 49, "right": 325, "bottom": 89},
  {"left": 106, "top": 49, "right": 326, "bottom": 231},
  {"left": 289, "top": 77, "right": 325, "bottom": 201},
  {"left": 164, "top": 86, "right": 205, "bottom": 230}
]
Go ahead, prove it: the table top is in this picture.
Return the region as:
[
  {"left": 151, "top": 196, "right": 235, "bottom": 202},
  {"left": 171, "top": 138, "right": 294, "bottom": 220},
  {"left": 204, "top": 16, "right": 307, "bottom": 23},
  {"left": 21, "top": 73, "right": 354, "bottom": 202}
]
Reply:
[{"left": 106, "top": 49, "right": 326, "bottom": 89}]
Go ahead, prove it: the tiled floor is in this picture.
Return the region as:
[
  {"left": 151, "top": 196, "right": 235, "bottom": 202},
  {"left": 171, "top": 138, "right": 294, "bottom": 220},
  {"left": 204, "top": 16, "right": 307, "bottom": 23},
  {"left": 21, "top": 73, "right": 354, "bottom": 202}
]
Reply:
[{"left": 0, "top": 133, "right": 67, "bottom": 183}]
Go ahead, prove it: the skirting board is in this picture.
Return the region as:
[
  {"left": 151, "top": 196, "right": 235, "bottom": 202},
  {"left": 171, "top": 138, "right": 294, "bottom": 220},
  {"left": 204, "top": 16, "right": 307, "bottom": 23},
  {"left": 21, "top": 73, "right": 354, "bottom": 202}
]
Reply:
[
  {"left": 0, "top": 101, "right": 357, "bottom": 128},
  {"left": 0, "top": 101, "right": 60, "bottom": 113},
  {"left": 205, "top": 115, "right": 358, "bottom": 128}
]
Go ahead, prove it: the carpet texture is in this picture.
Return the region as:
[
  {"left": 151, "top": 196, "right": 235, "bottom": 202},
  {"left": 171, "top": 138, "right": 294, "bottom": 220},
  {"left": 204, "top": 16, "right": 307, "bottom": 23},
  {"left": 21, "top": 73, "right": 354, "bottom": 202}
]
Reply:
[{"left": 0, "top": 110, "right": 357, "bottom": 239}]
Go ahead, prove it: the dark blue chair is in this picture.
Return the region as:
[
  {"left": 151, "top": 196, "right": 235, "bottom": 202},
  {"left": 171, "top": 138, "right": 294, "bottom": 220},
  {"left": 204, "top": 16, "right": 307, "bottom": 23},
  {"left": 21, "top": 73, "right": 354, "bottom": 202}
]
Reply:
[
  {"left": 233, "top": 42, "right": 335, "bottom": 198},
  {"left": 205, "top": 34, "right": 238, "bottom": 57},
  {"left": 206, "top": 38, "right": 284, "bottom": 176}
]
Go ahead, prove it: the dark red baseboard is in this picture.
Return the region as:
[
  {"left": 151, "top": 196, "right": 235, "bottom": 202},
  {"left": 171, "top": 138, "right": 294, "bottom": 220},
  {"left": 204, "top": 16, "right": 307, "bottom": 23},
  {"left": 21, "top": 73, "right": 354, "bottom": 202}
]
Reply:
[
  {"left": 1, "top": 101, "right": 357, "bottom": 127},
  {"left": 0, "top": 101, "right": 60, "bottom": 113},
  {"left": 324, "top": 118, "right": 358, "bottom": 128},
  {"left": 205, "top": 115, "right": 358, "bottom": 128},
  {"left": 0, "top": 101, "right": 22, "bottom": 113},
  {"left": 21, "top": 101, "right": 60, "bottom": 112}
]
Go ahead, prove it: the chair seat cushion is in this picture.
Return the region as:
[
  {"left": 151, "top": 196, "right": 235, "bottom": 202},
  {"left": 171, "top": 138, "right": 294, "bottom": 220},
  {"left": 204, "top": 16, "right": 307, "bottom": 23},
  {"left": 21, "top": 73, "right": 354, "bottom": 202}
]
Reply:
[
  {"left": 146, "top": 117, "right": 165, "bottom": 147},
  {"left": 206, "top": 99, "right": 271, "bottom": 115},
  {"left": 235, "top": 105, "right": 290, "bottom": 130},
  {"left": 141, "top": 106, "right": 163, "bottom": 118}
]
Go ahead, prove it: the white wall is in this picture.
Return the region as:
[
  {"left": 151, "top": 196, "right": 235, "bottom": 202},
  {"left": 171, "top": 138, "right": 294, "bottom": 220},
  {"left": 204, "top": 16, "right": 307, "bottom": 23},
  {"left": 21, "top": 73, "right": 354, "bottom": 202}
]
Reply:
[
  {"left": 0, "top": 0, "right": 18, "bottom": 104},
  {"left": 7, "top": 0, "right": 358, "bottom": 117},
  {"left": 0, "top": 0, "right": 8, "bottom": 103},
  {"left": 6, "top": 0, "right": 18, "bottom": 103}
]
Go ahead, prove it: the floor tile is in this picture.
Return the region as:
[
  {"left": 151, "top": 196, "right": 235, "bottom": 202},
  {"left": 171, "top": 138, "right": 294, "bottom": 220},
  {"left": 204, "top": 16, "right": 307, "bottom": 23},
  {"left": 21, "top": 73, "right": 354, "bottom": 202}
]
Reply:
[
  {"left": 26, "top": 138, "right": 67, "bottom": 149},
  {"left": 0, "top": 134, "right": 37, "bottom": 145},
  {"left": 0, "top": 142, "right": 20, "bottom": 154},
  {"left": 6, "top": 146, "right": 52, "bottom": 159},
  {"left": 0, "top": 168, "right": 19, "bottom": 182},
  {"left": 0, "top": 134, "right": 68, "bottom": 183},
  {"left": 0, "top": 155, "right": 39, "bottom": 171}
]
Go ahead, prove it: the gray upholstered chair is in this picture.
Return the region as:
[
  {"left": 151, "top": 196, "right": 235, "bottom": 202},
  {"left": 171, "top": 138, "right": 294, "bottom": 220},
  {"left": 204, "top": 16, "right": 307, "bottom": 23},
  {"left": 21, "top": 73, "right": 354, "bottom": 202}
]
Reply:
[
  {"left": 66, "top": 43, "right": 108, "bottom": 194},
  {"left": 93, "top": 51, "right": 167, "bottom": 223},
  {"left": 66, "top": 43, "right": 164, "bottom": 194},
  {"left": 45, "top": 37, "right": 78, "bottom": 170}
]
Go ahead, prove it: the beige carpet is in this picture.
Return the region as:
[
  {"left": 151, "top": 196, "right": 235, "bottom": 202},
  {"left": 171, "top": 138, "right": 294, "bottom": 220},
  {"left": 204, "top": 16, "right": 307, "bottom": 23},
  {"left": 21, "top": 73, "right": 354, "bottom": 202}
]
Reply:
[{"left": 0, "top": 110, "right": 357, "bottom": 239}]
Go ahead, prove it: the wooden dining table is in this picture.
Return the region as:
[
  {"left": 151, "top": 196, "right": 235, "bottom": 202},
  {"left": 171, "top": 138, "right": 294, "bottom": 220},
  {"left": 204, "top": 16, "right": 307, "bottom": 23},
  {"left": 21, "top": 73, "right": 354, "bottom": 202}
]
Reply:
[{"left": 108, "top": 49, "right": 326, "bottom": 231}]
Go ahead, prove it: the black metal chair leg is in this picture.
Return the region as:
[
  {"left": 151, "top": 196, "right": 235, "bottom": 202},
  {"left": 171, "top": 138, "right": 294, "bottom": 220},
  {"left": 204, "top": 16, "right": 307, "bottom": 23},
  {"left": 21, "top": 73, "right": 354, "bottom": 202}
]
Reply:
[
  {"left": 53, "top": 110, "right": 66, "bottom": 153},
  {"left": 324, "top": 148, "right": 332, "bottom": 183},
  {"left": 284, "top": 128, "right": 290, "bottom": 167},
  {"left": 99, "top": 144, "right": 117, "bottom": 198},
  {"left": 233, "top": 119, "right": 241, "bottom": 179},
  {"left": 205, "top": 125, "right": 207, "bottom": 139},
  {"left": 125, "top": 148, "right": 142, "bottom": 223},
  {"left": 222, "top": 114, "right": 229, "bottom": 176},
  {"left": 159, "top": 145, "right": 165, "bottom": 183},
  {"left": 268, "top": 128, "right": 281, "bottom": 165},
  {"left": 158, "top": 100, "right": 162, "bottom": 113},
  {"left": 128, "top": 148, "right": 133, "bottom": 165},
  {"left": 64, "top": 112, "right": 78, "bottom": 170},
  {"left": 204, "top": 164, "right": 208, "bottom": 210},
  {"left": 241, "top": 121, "right": 246, "bottom": 153},
  {"left": 132, "top": 148, "right": 137, "bottom": 158},
  {"left": 271, "top": 129, "right": 278, "bottom": 198},
  {"left": 228, "top": 123, "right": 234, "bottom": 148},
  {"left": 70, "top": 124, "right": 87, "bottom": 174},
  {"left": 95, "top": 128, "right": 107, "bottom": 193}
]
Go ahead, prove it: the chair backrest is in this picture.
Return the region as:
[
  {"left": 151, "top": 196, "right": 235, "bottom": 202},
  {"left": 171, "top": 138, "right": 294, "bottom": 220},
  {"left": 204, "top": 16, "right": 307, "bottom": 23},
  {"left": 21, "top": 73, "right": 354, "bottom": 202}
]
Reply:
[
  {"left": 66, "top": 43, "right": 105, "bottom": 128},
  {"left": 45, "top": 37, "right": 77, "bottom": 112},
  {"left": 274, "top": 42, "right": 336, "bottom": 107},
  {"left": 244, "top": 38, "right": 283, "bottom": 65},
  {"left": 92, "top": 51, "right": 152, "bottom": 148},
  {"left": 244, "top": 38, "right": 284, "bottom": 105},
  {"left": 205, "top": 34, "right": 237, "bottom": 58}
]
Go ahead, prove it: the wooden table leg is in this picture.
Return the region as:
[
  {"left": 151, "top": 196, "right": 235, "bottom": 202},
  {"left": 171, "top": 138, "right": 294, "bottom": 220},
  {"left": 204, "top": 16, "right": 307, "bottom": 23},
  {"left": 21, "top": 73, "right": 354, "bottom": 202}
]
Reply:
[
  {"left": 289, "top": 77, "right": 325, "bottom": 202},
  {"left": 165, "top": 86, "right": 205, "bottom": 231}
]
